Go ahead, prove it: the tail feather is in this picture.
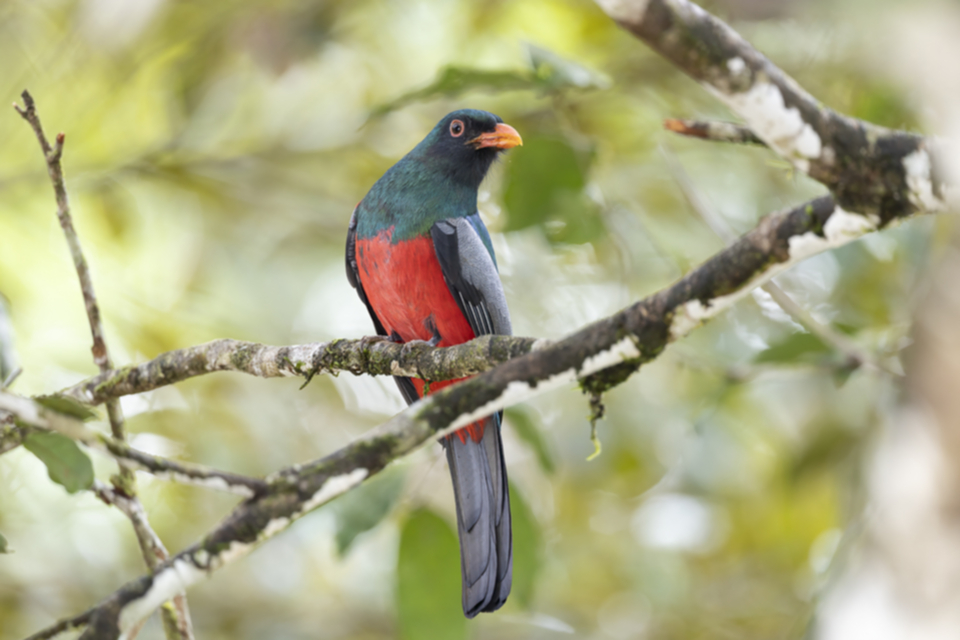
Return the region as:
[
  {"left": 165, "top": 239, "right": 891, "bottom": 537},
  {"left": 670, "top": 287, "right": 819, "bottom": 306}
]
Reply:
[{"left": 444, "top": 416, "right": 512, "bottom": 617}]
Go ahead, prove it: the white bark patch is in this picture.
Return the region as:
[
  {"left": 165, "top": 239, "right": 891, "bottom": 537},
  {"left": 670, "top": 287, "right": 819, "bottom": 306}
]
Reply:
[
  {"left": 261, "top": 516, "right": 291, "bottom": 540},
  {"left": 444, "top": 337, "right": 642, "bottom": 435},
  {"left": 668, "top": 206, "right": 881, "bottom": 341},
  {"left": 580, "top": 337, "right": 642, "bottom": 373},
  {"left": 447, "top": 373, "right": 578, "bottom": 434},
  {"left": 301, "top": 467, "right": 369, "bottom": 513},
  {"left": 788, "top": 206, "right": 879, "bottom": 262},
  {"left": 115, "top": 469, "right": 367, "bottom": 635},
  {"left": 151, "top": 471, "right": 255, "bottom": 497},
  {"left": 593, "top": 0, "right": 651, "bottom": 24},
  {"left": 118, "top": 559, "right": 204, "bottom": 638},
  {"left": 212, "top": 540, "right": 254, "bottom": 569},
  {"left": 670, "top": 300, "right": 710, "bottom": 339},
  {"left": 903, "top": 148, "right": 944, "bottom": 212},
  {"left": 708, "top": 79, "right": 822, "bottom": 170},
  {"left": 726, "top": 56, "right": 746, "bottom": 75}
]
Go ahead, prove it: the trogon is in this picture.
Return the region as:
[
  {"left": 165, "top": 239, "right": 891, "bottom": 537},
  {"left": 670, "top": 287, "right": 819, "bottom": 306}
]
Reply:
[{"left": 345, "top": 109, "right": 521, "bottom": 617}]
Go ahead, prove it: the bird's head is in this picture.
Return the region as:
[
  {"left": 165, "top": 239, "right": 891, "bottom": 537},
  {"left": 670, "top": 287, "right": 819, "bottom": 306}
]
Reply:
[{"left": 413, "top": 109, "right": 522, "bottom": 189}]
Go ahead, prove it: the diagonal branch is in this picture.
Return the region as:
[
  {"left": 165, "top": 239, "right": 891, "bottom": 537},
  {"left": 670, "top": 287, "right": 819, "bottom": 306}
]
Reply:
[
  {"left": 659, "top": 144, "right": 896, "bottom": 375},
  {"left": 597, "top": 0, "right": 951, "bottom": 218}
]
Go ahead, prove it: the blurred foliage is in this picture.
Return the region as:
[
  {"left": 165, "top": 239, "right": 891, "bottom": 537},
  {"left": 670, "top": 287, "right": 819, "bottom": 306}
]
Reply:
[
  {"left": 506, "top": 406, "right": 556, "bottom": 474},
  {"left": 754, "top": 332, "right": 831, "bottom": 364},
  {"left": 509, "top": 485, "right": 541, "bottom": 608},
  {"left": 369, "top": 43, "right": 609, "bottom": 120},
  {"left": 333, "top": 465, "right": 406, "bottom": 556},
  {"left": 397, "top": 508, "right": 466, "bottom": 640},
  {"left": 0, "top": 0, "right": 945, "bottom": 638}
]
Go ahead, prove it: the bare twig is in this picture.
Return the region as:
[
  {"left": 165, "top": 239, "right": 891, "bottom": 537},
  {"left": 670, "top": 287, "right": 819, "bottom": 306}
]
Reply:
[
  {"left": 597, "top": 0, "right": 950, "bottom": 219},
  {"left": 15, "top": 90, "right": 193, "bottom": 640},
  {"left": 664, "top": 118, "right": 765, "bottom": 146},
  {"left": 660, "top": 144, "right": 896, "bottom": 375},
  {"left": 92, "top": 482, "right": 193, "bottom": 640},
  {"left": 1, "top": 366, "right": 21, "bottom": 390},
  {"left": 14, "top": 92, "right": 109, "bottom": 372}
]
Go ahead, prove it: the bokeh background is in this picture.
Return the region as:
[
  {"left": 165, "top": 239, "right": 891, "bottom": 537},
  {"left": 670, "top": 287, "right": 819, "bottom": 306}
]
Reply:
[{"left": 1, "top": 0, "right": 958, "bottom": 638}]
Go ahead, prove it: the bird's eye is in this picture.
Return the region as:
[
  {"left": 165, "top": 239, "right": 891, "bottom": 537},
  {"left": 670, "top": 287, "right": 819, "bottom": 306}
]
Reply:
[{"left": 449, "top": 119, "right": 464, "bottom": 137}]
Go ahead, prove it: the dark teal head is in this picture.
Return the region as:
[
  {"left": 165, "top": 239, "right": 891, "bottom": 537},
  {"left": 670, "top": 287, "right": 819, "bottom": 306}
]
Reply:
[
  {"left": 357, "top": 109, "right": 522, "bottom": 241},
  {"left": 410, "top": 109, "right": 523, "bottom": 188}
]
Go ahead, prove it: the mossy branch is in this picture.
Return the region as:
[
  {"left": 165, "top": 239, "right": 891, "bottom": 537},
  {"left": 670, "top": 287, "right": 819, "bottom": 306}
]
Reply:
[{"left": 58, "top": 335, "right": 542, "bottom": 406}]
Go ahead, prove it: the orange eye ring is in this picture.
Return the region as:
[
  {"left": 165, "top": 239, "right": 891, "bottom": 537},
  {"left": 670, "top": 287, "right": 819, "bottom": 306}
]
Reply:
[{"left": 449, "top": 119, "right": 464, "bottom": 137}]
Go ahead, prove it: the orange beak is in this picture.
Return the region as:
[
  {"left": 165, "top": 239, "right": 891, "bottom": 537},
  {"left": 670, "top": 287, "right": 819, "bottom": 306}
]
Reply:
[{"left": 468, "top": 122, "right": 523, "bottom": 150}]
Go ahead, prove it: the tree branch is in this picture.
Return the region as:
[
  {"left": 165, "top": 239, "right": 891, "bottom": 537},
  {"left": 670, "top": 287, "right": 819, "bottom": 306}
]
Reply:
[
  {"left": 15, "top": 90, "right": 193, "bottom": 640},
  {"left": 664, "top": 118, "right": 764, "bottom": 145},
  {"left": 59, "top": 335, "right": 541, "bottom": 406},
  {"left": 659, "top": 144, "right": 897, "bottom": 375},
  {"left": 23, "top": 609, "right": 95, "bottom": 640},
  {"left": 17, "top": 2, "right": 953, "bottom": 637},
  {"left": 597, "top": 0, "right": 951, "bottom": 218},
  {"left": 27, "top": 186, "right": 933, "bottom": 638}
]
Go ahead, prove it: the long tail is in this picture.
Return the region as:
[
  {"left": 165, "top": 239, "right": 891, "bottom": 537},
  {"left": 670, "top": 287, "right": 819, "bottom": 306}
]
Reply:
[
  {"left": 395, "top": 377, "right": 513, "bottom": 616},
  {"left": 444, "top": 415, "right": 513, "bottom": 618}
]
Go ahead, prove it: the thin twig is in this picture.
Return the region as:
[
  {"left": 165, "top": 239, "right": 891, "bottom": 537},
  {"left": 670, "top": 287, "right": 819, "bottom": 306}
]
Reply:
[
  {"left": 14, "top": 90, "right": 194, "bottom": 640},
  {"left": 599, "top": 0, "right": 947, "bottom": 217},
  {"left": 664, "top": 118, "right": 765, "bottom": 146},
  {"left": 659, "top": 144, "right": 897, "bottom": 375},
  {"left": 2, "top": 366, "right": 21, "bottom": 390},
  {"left": 22, "top": 609, "right": 95, "bottom": 640}
]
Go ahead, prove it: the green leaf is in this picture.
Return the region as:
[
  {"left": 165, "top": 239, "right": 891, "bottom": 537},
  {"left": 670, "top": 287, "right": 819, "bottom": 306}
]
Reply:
[
  {"left": 23, "top": 431, "right": 94, "bottom": 493},
  {"left": 527, "top": 44, "right": 609, "bottom": 91},
  {"left": 831, "top": 362, "right": 858, "bottom": 388},
  {"left": 502, "top": 135, "right": 604, "bottom": 244},
  {"left": 397, "top": 508, "right": 466, "bottom": 640},
  {"left": 368, "top": 45, "right": 606, "bottom": 120},
  {"left": 506, "top": 407, "right": 555, "bottom": 474},
  {"left": 369, "top": 67, "right": 540, "bottom": 120},
  {"left": 0, "top": 532, "right": 9, "bottom": 554},
  {"left": 789, "top": 423, "right": 861, "bottom": 481},
  {"left": 753, "top": 332, "right": 830, "bottom": 364},
  {"left": 334, "top": 465, "right": 406, "bottom": 556},
  {"left": 509, "top": 485, "right": 541, "bottom": 608},
  {"left": 34, "top": 395, "right": 98, "bottom": 421}
]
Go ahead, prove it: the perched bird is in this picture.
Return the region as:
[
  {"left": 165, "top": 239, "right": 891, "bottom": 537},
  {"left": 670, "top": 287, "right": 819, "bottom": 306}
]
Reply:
[{"left": 345, "top": 109, "right": 521, "bottom": 617}]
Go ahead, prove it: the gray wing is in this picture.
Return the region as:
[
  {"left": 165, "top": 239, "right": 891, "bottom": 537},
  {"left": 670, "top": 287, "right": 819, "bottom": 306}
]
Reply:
[{"left": 430, "top": 216, "right": 512, "bottom": 338}]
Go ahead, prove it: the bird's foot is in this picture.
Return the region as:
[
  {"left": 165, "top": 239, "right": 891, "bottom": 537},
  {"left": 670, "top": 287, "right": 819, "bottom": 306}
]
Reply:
[{"left": 300, "top": 334, "right": 397, "bottom": 390}]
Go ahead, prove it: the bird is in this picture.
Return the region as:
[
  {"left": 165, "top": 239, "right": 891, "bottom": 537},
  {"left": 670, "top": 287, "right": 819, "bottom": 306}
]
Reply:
[{"left": 345, "top": 109, "right": 521, "bottom": 617}]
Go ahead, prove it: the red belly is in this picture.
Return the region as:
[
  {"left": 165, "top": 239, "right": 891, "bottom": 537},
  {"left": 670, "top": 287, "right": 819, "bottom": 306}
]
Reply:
[{"left": 356, "top": 227, "right": 484, "bottom": 443}]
